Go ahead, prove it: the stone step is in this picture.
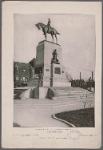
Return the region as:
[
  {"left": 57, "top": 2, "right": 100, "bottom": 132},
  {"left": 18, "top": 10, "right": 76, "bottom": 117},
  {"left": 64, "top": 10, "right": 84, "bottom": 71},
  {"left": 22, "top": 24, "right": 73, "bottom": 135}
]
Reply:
[
  {"left": 52, "top": 95, "right": 94, "bottom": 100},
  {"left": 56, "top": 93, "right": 84, "bottom": 97},
  {"left": 54, "top": 89, "right": 88, "bottom": 95},
  {"left": 56, "top": 89, "right": 84, "bottom": 92},
  {"left": 56, "top": 91, "right": 84, "bottom": 94},
  {"left": 48, "top": 87, "right": 94, "bottom": 100},
  {"left": 52, "top": 96, "right": 78, "bottom": 100},
  {"left": 55, "top": 93, "right": 94, "bottom": 98},
  {"left": 54, "top": 88, "right": 84, "bottom": 91},
  {"left": 55, "top": 89, "right": 86, "bottom": 96}
]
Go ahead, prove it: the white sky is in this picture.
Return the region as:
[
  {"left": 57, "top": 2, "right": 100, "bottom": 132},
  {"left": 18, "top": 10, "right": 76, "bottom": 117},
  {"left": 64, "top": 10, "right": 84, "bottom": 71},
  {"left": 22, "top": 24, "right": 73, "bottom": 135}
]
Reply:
[{"left": 14, "top": 14, "right": 95, "bottom": 80}]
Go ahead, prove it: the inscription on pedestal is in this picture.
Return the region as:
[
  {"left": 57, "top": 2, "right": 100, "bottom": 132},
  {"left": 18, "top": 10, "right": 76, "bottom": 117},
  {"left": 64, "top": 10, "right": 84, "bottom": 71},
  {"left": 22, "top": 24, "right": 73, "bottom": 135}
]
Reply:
[{"left": 55, "top": 67, "right": 61, "bottom": 74}]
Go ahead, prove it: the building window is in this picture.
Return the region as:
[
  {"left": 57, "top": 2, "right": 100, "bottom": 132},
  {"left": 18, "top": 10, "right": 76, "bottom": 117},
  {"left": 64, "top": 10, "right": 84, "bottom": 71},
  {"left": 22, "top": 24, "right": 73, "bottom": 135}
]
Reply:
[
  {"left": 35, "top": 67, "right": 42, "bottom": 74},
  {"left": 62, "top": 70, "right": 64, "bottom": 73},
  {"left": 46, "top": 69, "right": 49, "bottom": 71},
  {"left": 16, "top": 76, "right": 19, "bottom": 81},
  {"left": 55, "top": 67, "right": 61, "bottom": 74}
]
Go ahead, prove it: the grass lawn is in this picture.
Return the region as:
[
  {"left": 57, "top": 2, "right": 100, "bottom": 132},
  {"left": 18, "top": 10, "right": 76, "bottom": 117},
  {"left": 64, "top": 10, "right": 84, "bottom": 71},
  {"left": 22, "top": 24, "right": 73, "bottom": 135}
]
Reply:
[{"left": 55, "top": 108, "right": 95, "bottom": 127}]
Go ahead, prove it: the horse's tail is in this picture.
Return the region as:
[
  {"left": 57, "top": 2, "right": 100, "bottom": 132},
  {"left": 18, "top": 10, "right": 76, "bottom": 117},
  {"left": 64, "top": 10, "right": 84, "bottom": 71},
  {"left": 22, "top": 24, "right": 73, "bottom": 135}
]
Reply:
[
  {"left": 57, "top": 32, "right": 60, "bottom": 35},
  {"left": 57, "top": 31, "right": 60, "bottom": 35}
]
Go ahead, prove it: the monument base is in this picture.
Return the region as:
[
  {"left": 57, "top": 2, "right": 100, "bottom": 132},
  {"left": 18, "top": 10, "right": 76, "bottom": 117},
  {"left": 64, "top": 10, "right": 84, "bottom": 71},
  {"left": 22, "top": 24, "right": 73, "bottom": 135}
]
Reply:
[
  {"left": 42, "top": 76, "right": 71, "bottom": 87},
  {"left": 35, "top": 40, "right": 71, "bottom": 88}
]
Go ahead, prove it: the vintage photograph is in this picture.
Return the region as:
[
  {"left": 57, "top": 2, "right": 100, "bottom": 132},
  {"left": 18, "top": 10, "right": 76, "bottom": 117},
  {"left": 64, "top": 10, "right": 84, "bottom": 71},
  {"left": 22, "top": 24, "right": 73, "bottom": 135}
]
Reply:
[
  {"left": 14, "top": 14, "right": 95, "bottom": 128},
  {"left": 2, "top": 1, "right": 101, "bottom": 148}
]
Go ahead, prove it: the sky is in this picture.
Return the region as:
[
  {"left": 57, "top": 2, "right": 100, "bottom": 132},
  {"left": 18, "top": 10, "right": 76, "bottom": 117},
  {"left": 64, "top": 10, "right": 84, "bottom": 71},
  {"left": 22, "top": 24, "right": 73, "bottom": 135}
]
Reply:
[{"left": 14, "top": 14, "right": 96, "bottom": 80}]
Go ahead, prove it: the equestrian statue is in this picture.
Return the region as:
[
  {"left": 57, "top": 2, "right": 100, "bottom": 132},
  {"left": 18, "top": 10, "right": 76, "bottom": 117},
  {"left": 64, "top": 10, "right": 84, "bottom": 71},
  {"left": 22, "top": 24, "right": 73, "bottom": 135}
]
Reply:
[{"left": 35, "top": 19, "right": 60, "bottom": 43}]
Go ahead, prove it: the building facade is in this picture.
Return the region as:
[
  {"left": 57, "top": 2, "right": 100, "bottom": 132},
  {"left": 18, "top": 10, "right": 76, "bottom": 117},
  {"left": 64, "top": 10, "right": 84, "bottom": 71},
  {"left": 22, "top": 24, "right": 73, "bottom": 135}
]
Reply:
[{"left": 14, "top": 58, "right": 35, "bottom": 86}]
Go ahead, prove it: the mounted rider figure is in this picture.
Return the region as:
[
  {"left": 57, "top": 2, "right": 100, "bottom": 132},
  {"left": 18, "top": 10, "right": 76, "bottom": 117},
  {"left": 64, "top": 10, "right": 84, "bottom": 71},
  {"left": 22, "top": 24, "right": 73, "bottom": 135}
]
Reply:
[
  {"left": 47, "top": 18, "right": 51, "bottom": 33},
  {"left": 35, "top": 19, "right": 60, "bottom": 43}
]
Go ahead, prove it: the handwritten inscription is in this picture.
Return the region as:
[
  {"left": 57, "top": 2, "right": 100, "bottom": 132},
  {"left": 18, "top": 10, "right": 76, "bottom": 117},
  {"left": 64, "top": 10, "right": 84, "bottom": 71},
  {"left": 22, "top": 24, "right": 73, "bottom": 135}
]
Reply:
[{"left": 67, "top": 130, "right": 81, "bottom": 140}]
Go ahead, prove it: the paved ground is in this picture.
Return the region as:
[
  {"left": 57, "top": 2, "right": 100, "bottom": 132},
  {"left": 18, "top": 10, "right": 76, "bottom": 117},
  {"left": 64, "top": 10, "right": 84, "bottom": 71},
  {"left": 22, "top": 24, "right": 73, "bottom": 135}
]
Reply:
[{"left": 14, "top": 96, "right": 94, "bottom": 127}]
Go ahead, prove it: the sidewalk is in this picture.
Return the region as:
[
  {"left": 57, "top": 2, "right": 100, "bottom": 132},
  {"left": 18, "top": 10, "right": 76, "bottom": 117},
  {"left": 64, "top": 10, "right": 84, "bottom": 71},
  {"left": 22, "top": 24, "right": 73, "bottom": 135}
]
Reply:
[{"left": 14, "top": 97, "right": 94, "bottom": 127}]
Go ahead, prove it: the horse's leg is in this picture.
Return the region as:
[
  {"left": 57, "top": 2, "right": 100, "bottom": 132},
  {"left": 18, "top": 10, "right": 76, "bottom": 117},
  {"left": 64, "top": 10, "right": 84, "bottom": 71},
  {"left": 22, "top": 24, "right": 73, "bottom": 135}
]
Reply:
[
  {"left": 51, "top": 33, "right": 54, "bottom": 42},
  {"left": 55, "top": 34, "right": 58, "bottom": 44},
  {"left": 45, "top": 33, "right": 47, "bottom": 41}
]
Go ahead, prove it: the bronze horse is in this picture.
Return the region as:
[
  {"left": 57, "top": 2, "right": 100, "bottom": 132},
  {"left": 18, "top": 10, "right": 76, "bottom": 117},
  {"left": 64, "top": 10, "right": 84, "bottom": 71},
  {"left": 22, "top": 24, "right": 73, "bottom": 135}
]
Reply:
[{"left": 35, "top": 22, "right": 60, "bottom": 43}]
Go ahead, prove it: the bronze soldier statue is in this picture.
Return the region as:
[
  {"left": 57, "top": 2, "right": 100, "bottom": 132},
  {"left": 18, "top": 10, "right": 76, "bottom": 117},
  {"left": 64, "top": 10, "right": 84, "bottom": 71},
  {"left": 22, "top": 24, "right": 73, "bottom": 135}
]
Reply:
[{"left": 51, "top": 49, "right": 60, "bottom": 64}]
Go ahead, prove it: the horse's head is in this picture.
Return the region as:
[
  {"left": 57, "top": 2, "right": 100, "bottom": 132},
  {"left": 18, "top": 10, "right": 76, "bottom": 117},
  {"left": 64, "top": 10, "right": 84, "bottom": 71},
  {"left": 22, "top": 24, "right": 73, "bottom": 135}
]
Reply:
[
  {"left": 35, "top": 23, "right": 41, "bottom": 30},
  {"left": 35, "top": 23, "right": 45, "bottom": 30}
]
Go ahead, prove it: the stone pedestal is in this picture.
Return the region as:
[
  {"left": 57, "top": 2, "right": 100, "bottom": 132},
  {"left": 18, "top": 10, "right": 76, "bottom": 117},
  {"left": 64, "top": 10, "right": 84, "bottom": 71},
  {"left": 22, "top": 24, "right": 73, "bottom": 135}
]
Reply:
[
  {"left": 50, "top": 63, "right": 71, "bottom": 87},
  {"left": 35, "top": 40, "right": 71, "bottom": 87}
]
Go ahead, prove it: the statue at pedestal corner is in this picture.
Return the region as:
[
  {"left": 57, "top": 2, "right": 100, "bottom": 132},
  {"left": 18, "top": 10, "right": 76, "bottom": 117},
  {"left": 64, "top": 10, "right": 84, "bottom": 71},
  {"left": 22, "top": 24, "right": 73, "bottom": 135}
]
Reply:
[{"left": 51, "top": 49, "right": 60, "bottom": 64}]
